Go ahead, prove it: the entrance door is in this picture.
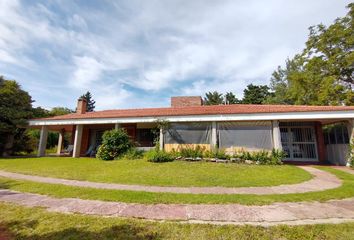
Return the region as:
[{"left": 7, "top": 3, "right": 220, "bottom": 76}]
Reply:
[{"left": 280, "top": 126, "right": 318, "bottom": 161}]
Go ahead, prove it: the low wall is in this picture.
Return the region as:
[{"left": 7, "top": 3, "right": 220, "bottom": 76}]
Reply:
[{"left": 164, "top": 144, "right": 211, "bottom": 152}]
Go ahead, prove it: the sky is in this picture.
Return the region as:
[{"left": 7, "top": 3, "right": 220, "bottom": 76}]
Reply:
[{"left": 0, "top": 0, "right": 352, "bottom": 110}]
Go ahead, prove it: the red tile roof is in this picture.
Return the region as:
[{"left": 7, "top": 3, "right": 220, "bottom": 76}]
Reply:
[{"left": 33, "top": 104, "right": 354, "bottom": 121}]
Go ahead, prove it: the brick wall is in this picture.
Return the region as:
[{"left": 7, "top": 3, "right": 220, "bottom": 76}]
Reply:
[
  {"left": 171, "top": 96, "right": 203, "bottom": 107},
  {"left": 315, "top": 122, "right": 326, "bottom": 162}
]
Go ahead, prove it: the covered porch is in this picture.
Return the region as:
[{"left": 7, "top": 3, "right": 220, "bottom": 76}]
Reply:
[
  {"left": 35, "top": 122, "right": 157, "bottom": 158},
  {"left": 32, "top": 118, "right": 354, "bottom": 165}
]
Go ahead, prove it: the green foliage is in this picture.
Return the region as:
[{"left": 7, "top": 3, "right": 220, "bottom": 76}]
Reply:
[
  {"left": 50, "top": 107, "right": 74, "bottom": 116},
  {"left": 119, "top": 148, "right": 144, "bottom": 160},
  {"left": 0, "top": 76, "right": 33, "bottom": 156},
  {"left": 242, "top": 84, "right": 272, "bottom": 104},
  {"left": 80, "top": 91, "right": 96, "bottom": 112},
  {"left": 174, "top": 145, "right": 206, "bottom": 159},
  {"left": 96, "top": 129, "right": 132, "bottom": 160},
  {"left": 203, "top": 91, "right": 224, "bottom": 105},
  {"left": 145, "top": 149, "right": 175, "bottom": 163},
  {"left": 224, "top": 92, "right": 240, "bottom": 104},
  {"left": 203, "top": 85, "right": 271, "bottom": 106},
  {"left": 267, "top": 4, "right": 354, "bottom": 105},
  {"left": 233, "top": 149, "right": 285, "bottom": 165},
  {"left": 204, "top": 149, "right": 229, "bottom": 159}
]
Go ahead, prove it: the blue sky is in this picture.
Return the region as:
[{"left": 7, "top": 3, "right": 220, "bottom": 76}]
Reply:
[{"left": 0, "top": 0, "right": 351, "bottom": 110}]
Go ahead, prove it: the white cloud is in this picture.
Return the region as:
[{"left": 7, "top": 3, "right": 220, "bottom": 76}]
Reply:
[
  {"left": 70, "top": 56, "right": 105, "bottom": 88},
  {"left": 0, "top": 0, "right": 351, "bottom": 109}
]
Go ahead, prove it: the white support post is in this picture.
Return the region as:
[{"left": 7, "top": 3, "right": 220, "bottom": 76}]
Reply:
[
  {"left": 73, "top": 124, "right": 83, "bottom": 158},
  {"left": 272, "top": 120, "right": 282, "bottom": 150},
  {"left": 115, "top": 123, "right": 121, "bottom": 130},
  {"left": 159, "top": 128, "right": 164, "bottom": 151},
  {"left": 347, "top": 119, "right": 354, "bottom": 166},
  {"left": 56, "top": 130, "right": 64, "bottom": 155},
  {"left": 37, "top": 126, "right": 48, "bottom": 157},
  {"left": 211, "top": 121, "right": 217, "bottom": 149}
]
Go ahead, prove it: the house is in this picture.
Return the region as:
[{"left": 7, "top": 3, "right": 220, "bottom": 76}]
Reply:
[{"left": 29, "top": 96, "right": 354, "bottom": 165}]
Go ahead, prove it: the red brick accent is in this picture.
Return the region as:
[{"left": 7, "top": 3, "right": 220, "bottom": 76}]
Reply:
[
  {"left": 171, "top": 96, "right": 203, "bottom": 107},
  {"left": 80, "top": 126, "right": 90, "bottom": 155},
  {"left": 76, "top": 98, "right": 87, "bottom": 114},
  {"left": 315, "top": 122, "right": 326, "bottom": 162}
]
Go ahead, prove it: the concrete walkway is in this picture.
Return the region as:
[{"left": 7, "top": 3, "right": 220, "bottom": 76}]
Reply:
[
  {"left": 1, "top": 189, "right": 354, "bottom": 226},
  {"left": 0, "top": 166, "right": 342, "bottom": 195}
]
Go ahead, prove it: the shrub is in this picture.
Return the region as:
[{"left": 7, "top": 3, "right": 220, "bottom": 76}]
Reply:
[
  {"left": 119, "top": 148, "right": 144, "bottom": 160},
  {"left": 145, "top": 149, "right": 175, "bottom": 163},
  {"left": 233, "top": 149, "right": 285, "bottom": 165},
  {"left": 96, "top": 129, "right": 132, "bottom": 160},
  {"left": 177, "top": 145, "right": 206, "bottom": 159},
  {"left": 204, "top": 149, "right": 229, "bottom": 159}
]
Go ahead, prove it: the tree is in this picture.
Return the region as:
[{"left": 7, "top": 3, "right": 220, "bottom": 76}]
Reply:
[
  {"left": 50, "top": 107, "right": 74, "bottom": 116},
  {"left": 203, "top": 91, "right": 224, "bottom": 105},
  {"left": 267, "top": 4, "right": 354, "bottom": 105},
  {"left": 224, "top": 92, "right": 240, "bottom": 104},
  {"left": 0, "top": 76, "right": 33, "bottom": 156},
  {"left": 242, "top": 84, "right": 272, "bottom": 104},
  {"left": 80, "top": 91, "right": 96, "bottom": 112}
]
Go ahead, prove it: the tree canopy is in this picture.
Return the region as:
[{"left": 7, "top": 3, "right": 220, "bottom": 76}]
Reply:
[
  {"left": 242, "top": 84, "right": 272, "bottom": 104},
  {"left": 266, "top": 3, "right": 354, "bottom": 105},
  {"left": 80, "top": 91, "right": 96, "bottom": 112},
  {"left": 224, "top": 92, "right": 240, "bottom": 104},
  {"left": 203, "top": 91, "right": 224, "bottom": 105},
  {"left": 0, "top": 76, "right": 33, "bottom": 155}
]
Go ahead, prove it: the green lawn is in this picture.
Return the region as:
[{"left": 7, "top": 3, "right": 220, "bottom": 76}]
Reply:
[
  {"left": 0, "top": 167, "right": 353, "bottom": 205},
  {"left": 0, "top": 203, "right": 354, "bottom": 240},
  {"left": 0, "top": 157, "right": 312, "bottom": 187}
]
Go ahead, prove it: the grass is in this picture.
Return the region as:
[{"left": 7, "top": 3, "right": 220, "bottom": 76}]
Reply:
[
  {"left": 0, "top": 157, "right": 312, "bottom": 188},
  {"left": 0, "top": 167, "right": 353, "bottom": 205},
  {"left": 0, "top": 203, "right": 354, "bottom": 240}
]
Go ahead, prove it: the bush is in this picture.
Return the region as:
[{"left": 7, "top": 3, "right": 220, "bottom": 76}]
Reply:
[
  {"left": 204, "top": 149, "right": 229, "bottom": 159},
  {"left": 96, "top": 129, "right": 132, "bottom": 160},
  {"left": 177, "top": 145, "right": 206, "bottom": 159},
  {"left": 119, "top": 148, "right": 144, "bottom": 160},
  {"left": 233, "top": 149, "right": 285, "bottom": 165},
  {"left": 145, "top": 149, "right": 175, "bottom": 163}
]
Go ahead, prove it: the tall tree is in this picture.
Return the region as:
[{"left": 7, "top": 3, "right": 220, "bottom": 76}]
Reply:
[
  {"left": 50, "top": 107, "right": 74, "bottom": 116},
  {"left": 0, "top": 76, "right": 33, "bottom": 156},
  {"left": 242, "top": 84, "right": 272, "bottom": 104},
  {"left": 203, "top": 91, "right": 224, "bottom": 105},
  {"left": 80, "top": 91, "right": 96, "bottom": 112},
  {"left": 224, "top": 92, "right": 240, "bottom": 104},
  {"left": 267, "top": 4, "right": 354, "bottom": 105}
]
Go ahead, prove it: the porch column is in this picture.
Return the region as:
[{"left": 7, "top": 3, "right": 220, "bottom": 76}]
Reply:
[
  {"left": 211, "top": 121, "right": 217, "bottom": 149},
  {"left": 115, "top": 123, "right": 121, "bottom": 130},
  {"left": 272, "top": 120, "right": 282, "bottom": 150},
  {"left": 315, "top": 122, "right": 326, "bottom": 162},
  {"left": 159, "top": 128, "right": 164, "bottom": 151},
  {"left": 37, "top": 126, "right": 48, "bottom": 157},
  {"left": 56, "top": 130, "right": 65, "bottom": 155},
  {"left": 73, "top": 124, "right": 83, "bottom": 158},
  {"left": 347, "top": 119, "right": 354, "bottom": 166}
]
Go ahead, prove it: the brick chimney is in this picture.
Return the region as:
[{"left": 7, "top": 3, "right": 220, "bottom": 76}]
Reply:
[
  {"left": 171, "top": 96, "right": 203, "bottom": 107},
  {"left": 76, "top": 98, "right": 87, "bottom": 114}
]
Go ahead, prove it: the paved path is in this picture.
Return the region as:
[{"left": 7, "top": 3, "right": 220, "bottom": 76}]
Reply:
[
  {"left": 0, "top": 166, "right": 342, "bottom": 195},
  {"left": 1, "top": 189, "right": 354, "bottom": 226}
]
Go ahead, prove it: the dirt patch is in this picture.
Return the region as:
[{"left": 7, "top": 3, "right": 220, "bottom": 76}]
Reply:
[{"left": 0, "top": 225, "right": 12, "bottom": 240}]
